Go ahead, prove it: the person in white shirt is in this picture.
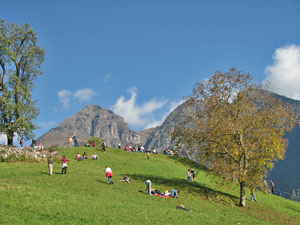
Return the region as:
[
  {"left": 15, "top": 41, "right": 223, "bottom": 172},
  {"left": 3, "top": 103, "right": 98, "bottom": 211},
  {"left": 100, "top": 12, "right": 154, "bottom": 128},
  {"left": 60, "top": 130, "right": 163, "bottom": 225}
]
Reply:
[{"left": 92, "top": 152, "right": 98, "bottom": 160}]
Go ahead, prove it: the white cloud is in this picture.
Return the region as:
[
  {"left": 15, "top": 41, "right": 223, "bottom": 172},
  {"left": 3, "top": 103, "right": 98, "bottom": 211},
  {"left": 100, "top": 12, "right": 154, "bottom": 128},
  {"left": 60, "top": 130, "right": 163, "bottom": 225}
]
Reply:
[
  {"left": 144, "top": 99, "right": 184, "bottom": 129},
  {"left": 37, "top": 121, "right": 57, "bottom": 130},
  {"left": 264, "top": 44, "right": 300, "bottom": 100},
  {"left": 57, "top": 88, "right": 97, "bottom": 110},
  {"left": 74, "top": 88, "right": 97, "bottom": 102},
  {"left": 104, "top": 73, "right": 112, "bottom": 82},
  {"left": 58, "top": 90, "right": 72, "bottom": 110},
  {"left": 111, "top": 86, "right": 167, "bottom": 128}
]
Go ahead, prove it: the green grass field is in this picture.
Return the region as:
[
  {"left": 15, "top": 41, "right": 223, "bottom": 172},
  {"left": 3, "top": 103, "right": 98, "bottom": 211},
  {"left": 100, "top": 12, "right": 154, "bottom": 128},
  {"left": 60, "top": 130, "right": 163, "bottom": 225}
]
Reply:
[{"left": 0, "top": 147, "right": 299, "bottom": 225}]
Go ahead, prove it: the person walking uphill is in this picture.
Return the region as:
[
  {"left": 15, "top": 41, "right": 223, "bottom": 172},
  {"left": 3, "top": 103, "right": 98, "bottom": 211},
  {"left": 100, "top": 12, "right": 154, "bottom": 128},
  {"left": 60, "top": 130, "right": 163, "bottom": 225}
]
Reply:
[
  {"left": 105, "top": 166, "right": 113, "bottom": 184},
  {"left": 48, "top": 156, "right": 54, "bottom": 175},
  {"left": 61, "top": 156, "right": 69, "bottom": 174}
]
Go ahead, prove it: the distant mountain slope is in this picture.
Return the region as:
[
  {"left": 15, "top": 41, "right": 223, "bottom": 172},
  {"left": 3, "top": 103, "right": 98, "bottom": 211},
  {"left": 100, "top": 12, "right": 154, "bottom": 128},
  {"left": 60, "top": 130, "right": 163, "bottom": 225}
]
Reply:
[
  {"left": 144, "top": 101, "right": 194, "bottom": 156},
  {"left": 36, "top": 105, "right": 150, "bottom": 148},
  {"left": 144, "top": 92, "right": 300, "bottom": 199}
]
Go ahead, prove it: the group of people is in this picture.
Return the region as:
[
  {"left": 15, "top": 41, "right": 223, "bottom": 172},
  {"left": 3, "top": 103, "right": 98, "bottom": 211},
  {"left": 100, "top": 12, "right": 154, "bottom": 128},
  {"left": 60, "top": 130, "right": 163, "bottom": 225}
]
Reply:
[
  {"left": 145, "top": 180, "right": 180, "bottom": 199},
  {"left": 105, "top": 167, "right": 131, "bottom": 184},
  {"left": 163, "top": 148, "right": 176, "bottom": 156},
  {"left": 124, "top": 145, "right": 145, "bottom": 152},
  {"left": 187, "top": 169, "right": 196, "bottom": 182},
  {"left": 76, "top": 152, "right": 98, "bottom": 160},
  {"left": 19, "top": 137, "right": 44, "bottom": 150},
  {"left": 48, "top": 155, "right": 69, "bottom": 175},
  {"left": 68, "top": 135, "right": 79, "bottom": 147}
]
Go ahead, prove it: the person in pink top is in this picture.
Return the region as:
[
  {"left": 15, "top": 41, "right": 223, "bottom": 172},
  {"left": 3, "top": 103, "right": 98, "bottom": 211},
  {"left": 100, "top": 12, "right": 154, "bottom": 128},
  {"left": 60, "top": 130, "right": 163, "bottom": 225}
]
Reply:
[
  {"left": 61, "top": 156, "right": 69, "bottom": 174},
  {"left": 105, "top": 166, "right": 114, "bottom": 184},
  {"left": 20, "top": 138, "right": 24, "bottom": 149}
]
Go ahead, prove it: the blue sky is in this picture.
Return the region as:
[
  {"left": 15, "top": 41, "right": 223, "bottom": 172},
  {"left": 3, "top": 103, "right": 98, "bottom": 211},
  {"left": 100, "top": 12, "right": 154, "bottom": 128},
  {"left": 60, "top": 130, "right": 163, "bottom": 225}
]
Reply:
[{"left": 1, "top": 0, "right": 300, "bottom": 144}]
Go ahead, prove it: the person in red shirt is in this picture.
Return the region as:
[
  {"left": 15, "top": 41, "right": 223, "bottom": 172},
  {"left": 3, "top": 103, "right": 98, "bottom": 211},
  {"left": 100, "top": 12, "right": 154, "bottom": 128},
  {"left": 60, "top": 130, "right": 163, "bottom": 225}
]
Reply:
[
  {"left": 61, "top": 156, "right": 69, "bottom": 174},
  {"left": 20, "top": 138, "right": 24, "bottom": 149},
  {"left": 105, "top": 166, "right": 114, "bottom": 184}
]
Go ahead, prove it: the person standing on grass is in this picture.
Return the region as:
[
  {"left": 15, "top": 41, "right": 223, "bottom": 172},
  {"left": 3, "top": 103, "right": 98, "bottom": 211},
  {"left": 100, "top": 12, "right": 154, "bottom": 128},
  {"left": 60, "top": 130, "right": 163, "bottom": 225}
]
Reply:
[
  {"left": 105, "top": 166, "right": 113, "bottom": 184},
  {"left": 145, "top": 180, "right": 152, "bottom": 195},
  {"left": 68, "top": 136, "right": 74, "bottom": 147},
  {"left": 61, "top": 156, "right": 69, "bottom": 174},
  {"left": 270, "top": 180, "right": 276, "bottom": 195},
  {"left": 146, "top": 149, "right": 150, "bottom": 160},
  {"left": 102, "top": 140, "right": 106, "bottom": 152},
  {"left": 73, "top": 135, "right": 79, "bottom": 147},
  {"left": 187, "top": 169, "right": 193, "bottom": 182},
  {"left": 250, "top": 190, "right": 258, "bottom": 203},
  {"left": 191, "top": 169, "right": 196, "bottom": 181},
  {"left": 48, "top": 156, "right": 54, "bottom": 175},
  {"left": 20, "top": 137, "right": 24, "bottom": 149}
]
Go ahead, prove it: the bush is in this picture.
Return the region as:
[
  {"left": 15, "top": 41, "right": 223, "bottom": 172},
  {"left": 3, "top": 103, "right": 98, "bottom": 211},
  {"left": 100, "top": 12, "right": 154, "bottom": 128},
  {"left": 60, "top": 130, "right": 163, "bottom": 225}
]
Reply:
[{"left": 87, "top": 137, "right": 103, "bottom": 147}]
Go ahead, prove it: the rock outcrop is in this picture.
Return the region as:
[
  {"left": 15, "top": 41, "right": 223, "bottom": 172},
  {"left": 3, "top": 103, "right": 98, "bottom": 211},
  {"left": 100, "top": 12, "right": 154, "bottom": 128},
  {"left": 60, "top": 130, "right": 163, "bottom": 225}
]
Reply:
[{"left": 0, "top": 145, "right": 59, "bottom": 162}]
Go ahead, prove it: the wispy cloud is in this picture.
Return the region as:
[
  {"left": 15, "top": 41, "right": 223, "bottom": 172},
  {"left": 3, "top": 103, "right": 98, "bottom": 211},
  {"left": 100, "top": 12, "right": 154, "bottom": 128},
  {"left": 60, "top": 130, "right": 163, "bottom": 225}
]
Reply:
[
  {"left": 37, "top": 121, "right": 57, "bottom": 130},
  {"left": 57, "top": 88, "right": 97, "bottom": 110},
  {"left": 264, "top": 44, "right": 300, "bottom": 100},
  {"left": 58, "top": 90, "right": 72, "bottom": 110},
  {"left": 74, "top": 88, "right": 97, "bottom": 102},
  {"left": 111, "top": 86, "right": 167, "bottom": 128},
  {"left": 104, "top": 73, "right": 112, "bottom": 82}
]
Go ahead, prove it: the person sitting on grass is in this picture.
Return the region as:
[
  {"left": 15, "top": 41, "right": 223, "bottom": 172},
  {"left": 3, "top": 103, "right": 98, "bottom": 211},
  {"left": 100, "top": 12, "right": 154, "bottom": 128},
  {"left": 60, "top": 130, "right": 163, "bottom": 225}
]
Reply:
[
  {"left": 76, "top": 152, "right": 82, "bottom": 161},
  {"left": 92, "top": 152, "right": 98, "bottom": 160},
  {"left": 83, "top": 152, "right": 89, "bottom": 160},
  {"left": 120, "top": 175, "right": 131, "bottom": 183}
]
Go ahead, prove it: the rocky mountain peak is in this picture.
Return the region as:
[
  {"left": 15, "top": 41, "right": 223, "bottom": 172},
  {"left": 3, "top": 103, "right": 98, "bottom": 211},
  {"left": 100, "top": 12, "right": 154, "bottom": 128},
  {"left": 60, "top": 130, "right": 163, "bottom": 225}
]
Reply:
[{"left": 37, "top": 105, "right": 147, "bottom": 148}]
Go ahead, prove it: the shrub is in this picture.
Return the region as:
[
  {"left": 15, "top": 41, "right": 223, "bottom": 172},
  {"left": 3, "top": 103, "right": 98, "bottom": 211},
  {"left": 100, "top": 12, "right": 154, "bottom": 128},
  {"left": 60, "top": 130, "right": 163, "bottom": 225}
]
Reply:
[{"left": 87, "top": 137, "right": 103, "bottom": 147}]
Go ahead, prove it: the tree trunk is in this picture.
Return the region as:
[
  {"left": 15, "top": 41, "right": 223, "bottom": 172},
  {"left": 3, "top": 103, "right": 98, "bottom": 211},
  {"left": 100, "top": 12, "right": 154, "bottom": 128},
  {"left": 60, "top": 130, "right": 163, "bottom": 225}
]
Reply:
[
  {"left": 239, "top": 181, "right": 246, "bottom": 207},
  {"left": 7, "top": 132, "right": 14, "bottom": 146}
]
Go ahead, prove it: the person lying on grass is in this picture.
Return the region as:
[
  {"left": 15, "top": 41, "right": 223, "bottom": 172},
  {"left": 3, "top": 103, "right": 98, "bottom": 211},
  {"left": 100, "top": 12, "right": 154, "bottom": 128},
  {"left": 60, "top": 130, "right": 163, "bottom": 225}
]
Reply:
[
  {"left": 151, "top": 188, "right": 162, "bottom": 195},
  {"left": 176, "top": 204, "right": 192, "bottom": 212},
  {"left": 120, "top": 175, "right": 131, "bottom": 183}
]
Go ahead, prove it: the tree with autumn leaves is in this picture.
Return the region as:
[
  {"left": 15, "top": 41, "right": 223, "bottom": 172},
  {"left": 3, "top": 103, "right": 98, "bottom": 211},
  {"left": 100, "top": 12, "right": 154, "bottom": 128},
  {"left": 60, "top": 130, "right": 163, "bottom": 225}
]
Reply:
[{"left": 173, "top": 68, "right": 297, "bottom": 207}]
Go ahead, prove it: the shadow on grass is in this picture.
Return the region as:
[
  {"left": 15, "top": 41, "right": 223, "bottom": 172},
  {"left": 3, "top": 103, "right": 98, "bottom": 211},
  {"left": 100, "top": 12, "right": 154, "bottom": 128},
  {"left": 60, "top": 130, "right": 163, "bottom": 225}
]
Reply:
[
  {"left": 168, "top": 155, "right": 206, "bottom": 170},
  {"left": 39, "top": 171, "right": 64, "bottom": 175},
  {"left": 127, "top": 173, "right": 238, "bottom": 204},
  {"left": 96, "top": 179, "right": 110, "bottom": 185}
]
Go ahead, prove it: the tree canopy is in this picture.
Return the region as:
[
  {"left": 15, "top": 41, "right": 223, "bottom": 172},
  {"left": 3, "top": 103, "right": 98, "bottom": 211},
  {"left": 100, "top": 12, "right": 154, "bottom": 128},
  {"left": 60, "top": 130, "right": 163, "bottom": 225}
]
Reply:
[
  {"left": 172, "top": 68, "right": 297, "bottom": 207},
  {"left": 0, "top": 20, "right": 45, "bottom": 145}
]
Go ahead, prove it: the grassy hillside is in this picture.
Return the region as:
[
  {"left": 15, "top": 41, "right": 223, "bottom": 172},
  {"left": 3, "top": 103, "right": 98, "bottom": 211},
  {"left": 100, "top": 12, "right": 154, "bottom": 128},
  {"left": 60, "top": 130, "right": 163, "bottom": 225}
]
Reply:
[{"left": 0, "top": 147, "right": 299, "bottom": 225}]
